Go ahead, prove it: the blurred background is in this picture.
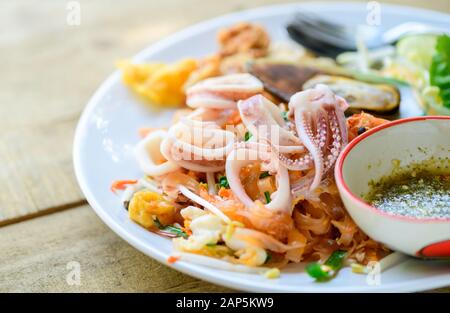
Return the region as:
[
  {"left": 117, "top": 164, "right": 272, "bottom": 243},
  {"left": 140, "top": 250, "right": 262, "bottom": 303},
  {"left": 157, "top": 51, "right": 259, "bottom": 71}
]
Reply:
[{"left": 0, "top": 0, "right": 449, "bottom": 292}]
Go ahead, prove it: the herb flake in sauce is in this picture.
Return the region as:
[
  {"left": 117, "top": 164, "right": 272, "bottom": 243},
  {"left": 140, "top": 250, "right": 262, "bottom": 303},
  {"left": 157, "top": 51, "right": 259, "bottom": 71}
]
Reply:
[{"left": 364, "top": 159, "right": 450, "bottom": 219}]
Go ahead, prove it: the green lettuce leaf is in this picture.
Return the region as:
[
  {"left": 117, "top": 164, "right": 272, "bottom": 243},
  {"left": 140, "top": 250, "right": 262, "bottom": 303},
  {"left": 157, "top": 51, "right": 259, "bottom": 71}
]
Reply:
[{"left": 430, "top": 35, "right": 450, "bottom": 108}]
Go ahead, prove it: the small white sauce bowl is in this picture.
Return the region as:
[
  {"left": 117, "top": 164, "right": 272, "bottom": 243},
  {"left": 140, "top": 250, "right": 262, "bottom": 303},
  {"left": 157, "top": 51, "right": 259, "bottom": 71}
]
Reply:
[{"left": 335, "top": 116, "right": 450, "bottom": 258}]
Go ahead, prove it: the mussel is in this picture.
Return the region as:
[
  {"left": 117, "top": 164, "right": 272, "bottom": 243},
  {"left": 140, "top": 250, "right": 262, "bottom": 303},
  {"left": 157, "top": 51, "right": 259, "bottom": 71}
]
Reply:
[
  {"left": 247, "top": 62, "right": 400, "bottom": 114},
  {"left": 303, "top": 75, "right": 400, "bottom": 114},
  {"left": 247, "top": 62, "right": 323, "bottom": 101}
]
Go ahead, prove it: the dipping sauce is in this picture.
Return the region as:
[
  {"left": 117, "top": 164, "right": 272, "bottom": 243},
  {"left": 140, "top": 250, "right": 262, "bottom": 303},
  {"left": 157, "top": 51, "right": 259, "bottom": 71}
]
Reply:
[{"left": 364, "top": 160, "right": 450, "bottom": 219}]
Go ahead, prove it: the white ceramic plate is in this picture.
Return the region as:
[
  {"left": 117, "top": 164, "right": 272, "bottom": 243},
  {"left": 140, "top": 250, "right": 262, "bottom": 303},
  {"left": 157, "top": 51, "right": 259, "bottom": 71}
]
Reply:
[{"left": 74, "top": 2, "right": 450, "bottom": 292}]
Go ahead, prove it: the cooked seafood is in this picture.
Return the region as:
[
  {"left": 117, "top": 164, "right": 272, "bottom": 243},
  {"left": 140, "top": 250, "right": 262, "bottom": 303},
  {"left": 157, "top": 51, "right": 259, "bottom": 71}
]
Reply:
[
  {"left": 303, "top": 75, "right": 400, "bottom": 113},
  {"left": 217, "top": 22, "right": 270, "bottom": 58},
  {"left": 248, "top": 62, "right": 400, "bottom": 114},
  {"left": 226, "top": 146, "right": 293, "bottom": 214},
  {"left": 237, "top": 94, "right": 304, "bottom": 154},
  {"left": 247, "top": 62, "right": 325, "bottom": 101},
  {"left": 114, "top": 22, "right": 390, "bottom": 279},
  {"left": 288, "top": 84, "right": 348, "bottom": 190},
  {"left": 135, "top": 129, "right": 180, "bottom": 176},
  {"left": 186, "top": 73, "right": 264, "bottom": 109},
  {"left": 160, "top": 118, "right": 236, "bottom": 172},
  {"left": 119, "top": 73, "right": 388, "bottom": 270}
]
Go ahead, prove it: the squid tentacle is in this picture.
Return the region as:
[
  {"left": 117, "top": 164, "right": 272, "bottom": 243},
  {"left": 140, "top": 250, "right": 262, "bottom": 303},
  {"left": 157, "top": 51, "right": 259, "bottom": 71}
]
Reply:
[{"left": 288, "top": 84, "right": 348, "bottom": 191}]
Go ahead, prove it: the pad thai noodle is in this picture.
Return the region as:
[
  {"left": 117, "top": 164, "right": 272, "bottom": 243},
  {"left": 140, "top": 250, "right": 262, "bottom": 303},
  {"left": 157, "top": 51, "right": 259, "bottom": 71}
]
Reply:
[{"left": 113, "top": 22, "right": 391, "bottom": 279}]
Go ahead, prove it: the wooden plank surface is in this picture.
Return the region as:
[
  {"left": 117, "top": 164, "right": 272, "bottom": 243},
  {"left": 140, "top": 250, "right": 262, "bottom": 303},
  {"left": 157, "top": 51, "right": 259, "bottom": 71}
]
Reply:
[
  {"left": 0, "top": 205, "right": 233, "bottom": 292},
  {"left": 0, "top": 0, "right": 449, "bottom": 292}
]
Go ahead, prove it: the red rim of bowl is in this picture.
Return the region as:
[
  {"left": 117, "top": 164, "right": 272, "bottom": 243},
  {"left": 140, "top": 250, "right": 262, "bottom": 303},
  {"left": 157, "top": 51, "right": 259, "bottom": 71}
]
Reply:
[{"left": 335, "top": 115, "right": 450, "bottom": 223}]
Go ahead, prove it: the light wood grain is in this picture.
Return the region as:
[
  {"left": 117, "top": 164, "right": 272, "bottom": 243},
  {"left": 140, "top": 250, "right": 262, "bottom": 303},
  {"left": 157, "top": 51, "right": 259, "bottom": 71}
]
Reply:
[
  {"left": 0, "top": 119, "right": 86, "bottom": 223},
  {"left": 0, "top": 205, "right": 234, "bottom": 292}
]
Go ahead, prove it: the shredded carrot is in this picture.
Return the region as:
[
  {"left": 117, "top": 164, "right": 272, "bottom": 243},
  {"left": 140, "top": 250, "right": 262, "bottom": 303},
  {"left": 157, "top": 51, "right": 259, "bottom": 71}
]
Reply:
[
  {"left": 225, "top": 110, "right": 241, "bottom": 125},
  {"left": 167, "top": 255, "right": 180, "bottom": 264},
  {"left": 138, "top": 127, "right": 158, "bottom": 138},
  {"left": 110, "top": 179, "right": 138, "bottom": 193},
  {"left": 181, "top": 227, "right": 192, "bottom": 236},
  {"left": 218, "top": 187, "right": 233, "bottom": 199}
]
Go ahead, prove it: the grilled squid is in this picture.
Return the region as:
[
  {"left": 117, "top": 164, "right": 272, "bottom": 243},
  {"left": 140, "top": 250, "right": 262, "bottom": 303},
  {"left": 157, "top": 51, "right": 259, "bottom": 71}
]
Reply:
[
  {"left": 237, "top": 94, "right": 304, "bottom": 154},
  {"left": 288, "top": 84, "right": 348, "bottom": 190},
  {"left": 237, "top": 94, "right": 312, "bottom": 172},
  {"left": 225, "top": 146, "right": 292, "bottom": 214},
  {"left": 161, "top": 119, "right": 236, "bottom": 172},
  {"left": 186, "top": 73, "right": 264, "bottom": 109},
  {"left": 186, "top": 107, "right": 234, "bottom": 127},
  {"left": 135, "top": 130, "right": 180, "bottom": 176}
]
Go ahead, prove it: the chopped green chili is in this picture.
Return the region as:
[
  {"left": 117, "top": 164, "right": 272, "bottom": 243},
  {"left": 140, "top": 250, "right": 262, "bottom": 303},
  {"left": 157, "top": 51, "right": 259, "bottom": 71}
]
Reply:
[
  {"left": 244, "top": 131, "right": 252, "bottom": 141},
  {"left": 305, "top": 250, "right": 347, "bottom": 281},
  {"left": 153, "top": 217, "right": 188, "bottom": 239},
  {"left": 282, "top": 111, "right": 289, "bottom": 122},
  {"left": 259, "top": 171, "right": 271, "bottom": 179},
  {"left": 219, "top": 176, "right": 230, "bottom": 189}
]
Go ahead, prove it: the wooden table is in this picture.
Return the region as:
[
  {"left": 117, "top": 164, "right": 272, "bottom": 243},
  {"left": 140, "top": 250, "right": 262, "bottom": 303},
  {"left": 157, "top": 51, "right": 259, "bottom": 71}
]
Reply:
[{"left": 1, "top": 0, "right": 449, "bottom": 292}]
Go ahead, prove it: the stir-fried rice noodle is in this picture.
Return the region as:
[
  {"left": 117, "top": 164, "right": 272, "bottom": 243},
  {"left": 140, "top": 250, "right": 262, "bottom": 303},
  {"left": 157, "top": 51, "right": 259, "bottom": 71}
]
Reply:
[{"left": 121, "top": 31, "right": 391, "bottom": 272}]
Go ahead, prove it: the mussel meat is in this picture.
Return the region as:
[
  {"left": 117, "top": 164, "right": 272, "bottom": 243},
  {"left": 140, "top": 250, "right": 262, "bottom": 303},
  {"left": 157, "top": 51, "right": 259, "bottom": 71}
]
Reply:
[{"left": 303, "top": 75, "right": 400, "bottom": 113}]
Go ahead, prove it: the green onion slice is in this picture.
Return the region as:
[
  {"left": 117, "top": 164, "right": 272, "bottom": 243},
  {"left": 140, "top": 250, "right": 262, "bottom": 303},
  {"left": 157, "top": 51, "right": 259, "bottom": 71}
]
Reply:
[
  {"left": 264, "top": 191, "right": 271, "bottom": 204},
  {"left": 153, "top": 217, "right": 188, "bottom": 239}
]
